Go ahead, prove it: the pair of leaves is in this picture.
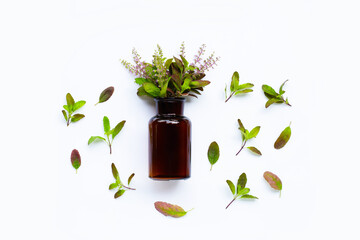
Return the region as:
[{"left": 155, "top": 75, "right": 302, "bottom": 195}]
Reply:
[
  {"left": 62, "top": 93, "right": 86, "bottom": 126},
  {"left": 154, "top": 201, "right": 190, "bottom": 218},
  {"left": 96, "top": 86, "right": 114, "bottom": 105},
  {"left": 236, "top": 119, "right": 262, "bottom": 156},
  {"left": 109, "top": 163, "right": 135, "bottom": 199},
  {"left": 225, "top": 71, "right": 254, "bottom": 102},
  {"left": 70, "top": 149, "right": 81, "bottom": 173},
  {"left": 88, "top": 116, "right": 126, "bottom": 154},
  {"left": 274, "top": 123, "right": 292, "bottom": 149},
  {"left": 226, "top": 173, "right": 258, "bottom": 209},
  {"left": 263, "top": 171, "right": 282, "bottom": 197},
  {"left": 207, "top": 141, "right": 219, "bottom": 170},
  {"left": 262, "top": 80, "right": 291, "bottom": 108}
]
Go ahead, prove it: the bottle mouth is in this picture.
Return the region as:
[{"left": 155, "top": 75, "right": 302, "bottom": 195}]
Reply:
[{"left": 154, "top": 97, "right": 186, "bottom": 103}]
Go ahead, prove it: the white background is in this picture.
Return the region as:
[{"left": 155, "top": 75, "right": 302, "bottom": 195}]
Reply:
[{"left": 1, "top": 0, "right": 360, "bottom": 239}]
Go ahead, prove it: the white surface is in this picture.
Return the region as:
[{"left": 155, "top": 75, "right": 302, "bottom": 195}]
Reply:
[{"left": 1, "top": 0, "right": 360, "bottom": 239}]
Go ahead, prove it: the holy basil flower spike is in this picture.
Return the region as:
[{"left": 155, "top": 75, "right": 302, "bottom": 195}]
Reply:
[
  {"left": 109, "top": 163, "right": 135, "bottom": 199},
  {"left": 225, "top": 71, "right": 254, "bottom": 102},
  {"left": 262, "top": 80, "right": 291, "bottom": 108},
  {"left": 88, "top": 116, "right": 126, "bottom": 154},
  {"left": 121, "top": 43, "right": 219, "bottom": 98},
  {"left": 62, "top": 93, "right": 86, "bottom": 126},
  {"left": 226, "top": 173, "right": 258, "bottom": 209}
]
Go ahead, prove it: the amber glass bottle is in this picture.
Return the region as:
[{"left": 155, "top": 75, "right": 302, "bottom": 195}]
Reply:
[{"left": 149, "top": 98, "right": 191, "bottom": 180}]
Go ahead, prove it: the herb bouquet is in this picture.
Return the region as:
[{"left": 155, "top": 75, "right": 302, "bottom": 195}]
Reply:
[{"left": 121, "top": 43, "right": 219, "bottom": 180}]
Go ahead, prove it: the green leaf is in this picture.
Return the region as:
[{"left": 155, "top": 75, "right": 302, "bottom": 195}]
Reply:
[
  {"left": 180, "top": 55, "right": 189, "bottom": 69},
  {"left": 114, "top": 189, "right": 126, "bottom": 199},
  {"left": 230, "top": 71, "right": 239, "bottom": 92},
  {"left": 226, "top": 180, "right": 235, "bottom": 195},
  {"left": 112, "top": 120, "right": 126, "bottom": 140},
  {"left": 66, "top": 93, "right": 75, "bottom": 108},
  {"left": 262, "top": 85, "right": 278, "bottom": 97},
  {"left": 70, "top": 149, "right": 81, "bottom": 172},
  {"left": 279, "top": 80, "right": 288, "bottom": 95},
  {"left": 237, "top": 83, "right": 254, "bottom": 90},
  {"left": 247, "top": 146, "right": 262, "bottom": 156},
  {"left": 263, "top": 171, "right": 282, "bottom": 191},
  {"left": 160, "top": 78, "right": 170, "bottom": 97},
  {"left": 274, "top": 124, "right": 291, "bottom": 149},
  {"left": 71, "top": 114, "right": 85, "bottom": 123},
  {"left": 137, "top": 86, "right": 153, "bottom": 97},
  {"left": 97, "top": 86, "right": 114, "bottom": 104},
  {"left": 63, "top": 105, "right": 69, "bottom": 112},
  {"left": 73, "top": 100, "right": 86, "bottom": 111},
  {"left": 240, "top": 194, "right": 258, "bottom": 199},
  {"left": 234, "top": 89, "right": 253, "bottom": 95},
  {"left": 237, "top": 173, "right": 247, "bottom": 193},
  {"left": 62, "top": 110, "right": 68, "bottom": 121},
  {"left": 135, "top": 78, "right": 148, "bottom": 85},
  {"left": 248, "top": 126, "right": 260, "bottom": 139},
  {"left": 237, "top": 187, "right": 250, "bottom": 196},
  {"left": 207, "top": 141, "right": 220, "bottom": 170},
  {"left": 128, "top": 173, "right": 135, "bottom": 185},
  {"left": 103, "top": 116, "right": 110, "bottom": 134},
  {"left": 143, "top": 82, "right": 161, "bottom": 97},
  {"left": 189, "top": 80, "right": 210, "bottom": 88},
  {"left": 181, "top": 78, "right": 192, "bottom": 93},
  {"left": 165, "top": 58, "right": 173, "bottom": 69},
  {"left": 109, "top": 183, "right": 118, "bottom": 190},
  {"left": 265, "top": 98, "right": 281, "bottom": 108},
  {"left": 154, "top": 201, "right": 188, "bottom": 218},
  {"left": 111, "top": 163, "right": 119, "bottom": 181},
  {"left": 174, "top": 57, "right": 184, "bottom": 73},
  {"left": 88, "top": 136, "right": 106, "bottom": 145}
]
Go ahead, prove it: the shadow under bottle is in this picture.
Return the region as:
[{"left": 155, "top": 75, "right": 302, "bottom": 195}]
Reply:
[{"left": 149, "top": 98, "right": 191, "bottom": 180}]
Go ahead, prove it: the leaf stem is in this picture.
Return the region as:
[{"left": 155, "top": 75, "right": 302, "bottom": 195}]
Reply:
[
  {"left": 225, "top": 91, "right": 235, "bottom": 103},
  {"left": 122, "top": 185, "right": 136, "bottom": 191},
  {"left": 225, "top": 197, "right": 236, "bottom": 209},
  {"left": 236, "top": 140, "right": 247, "bottom": 156}
]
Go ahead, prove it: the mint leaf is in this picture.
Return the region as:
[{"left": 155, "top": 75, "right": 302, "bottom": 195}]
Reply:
[{"left": 207, "top": 141, "right": 220, "bottom": 171}]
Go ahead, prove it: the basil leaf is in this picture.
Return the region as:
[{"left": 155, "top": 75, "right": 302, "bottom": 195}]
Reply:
[
  {"left": 66, "top": 93, "right": 75, "bottom": 108},
  {"left": 247, "top": 146, "right": 262, "bottom": 156},
  {"left": 143, "top": 82, "right": 161, "bottom": 97},
  {"left": 262, "top": 85, "right": 278, "bottom": 97},
  {"left": 111, "top": 163, "right": 119, "bottom": 180},
  {"left": 71, "top": 114, "right": 85, "bottom": 123},
  {"left": 247, "top": 126, "right": 260, "bottom": 139},
  {"left": 114, "top": 189, "right": 126, "bottom": 199},
  {"left": 274, "top": 124, "right": 291, "bottom": 149},
  {"left": 237, "top": 173, "right": 247, "bottom": 193},
  {"left": 98, "top": 86, "right": 114, "bottom": 104},
  {"left": 109, "top": 183, "right": 118, "bottom": 190},
  {"left": 230, "top": 71, "right": 239, "bottom": 92},
  {"left": 70, "top": 149, "right": 81, "bottom": 173},
  {"left": 112, "top": 120, "right": 126, "bottom": 140},
  {"left": 207, "top": 141, "right": 220, "bottom": 170},
  {"left": 226, "top": 180, "right": 235, "bottom": 195},
  {"left": 62, "top": 110, "right": 68, "bottom": 121},
  {"left": 234, "top": 89, "right": 253, "bottom": 95},
  {"left": 154, "top": 201, "right": 188, "bottom": 218},
  {"left": 103, "top": 116, "right": 110, "bottom": 134},
  {"left": 73, "top": 100, "right": 86, "bottom": 111},
  {"left": 88, "top": 136, "right": 106, "bottom": 145},
  {"left": 237, "top": 187, "right": 250, "bottom": 196},
  {"left": 128, "top": 173, "right": 135, "bottom": 185},
  {"left": 263, "top": 171, "right": 282, "bottom": 191},
  {"left": 240, "top": 194, "right": 258, "bottom": 199}
]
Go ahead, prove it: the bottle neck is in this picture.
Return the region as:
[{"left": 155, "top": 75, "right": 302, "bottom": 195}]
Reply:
[{"left": 155, "top": 98, "right": 185, "bottom": 116}]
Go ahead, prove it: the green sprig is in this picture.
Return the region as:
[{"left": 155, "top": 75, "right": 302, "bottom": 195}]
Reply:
[
  {"left": 262, "top": 80, "right": 291, "bottom": 108},
  {"left": 109, "top": 163, "right": 135, "bottom": 199},
  {"left": 88, "top": 116, "right": 126, "bottom": 154},
  {"left": 225, "top": 71, "right": 254, "bottom": 102},
  {"left": 236, "top": 119, "right": 261, "bottom": 156},
  {"left": 62, "top": 93, "right": 86, "bottom": 126},
  {"left": 225, "top": 173, "right": 258, "bottom": 209}
]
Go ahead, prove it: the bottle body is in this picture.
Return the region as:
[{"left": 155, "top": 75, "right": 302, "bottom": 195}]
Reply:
[{"left": 149, "top": 98, "right": 191, "bottom": 180}]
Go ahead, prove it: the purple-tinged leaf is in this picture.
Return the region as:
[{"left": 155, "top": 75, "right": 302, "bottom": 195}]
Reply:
[
  {"left": 226, "top": 180, "right": 235, "bottom": 195},
  {"left": 114, "top": 189, "right": 125, "bottom": 199},
  {"left": 128, "top": 173, "right": 135, "bottom": 185},
  {"left": 263, "top": 171, "right": 282, "bottom": 191},
  {"left": 247, "top": 146, "right": 262, "bottom": 156},
  {"left": 71, "top": 114, "right": 85, "bottom": 123},
  {"left": 274, "top": 124, "right": 291, "bottom": 149},
  {"left": 62, "top": 110, "right": 68, "bottom": 121},
  {"left": 70, "top": 149, "right": 81, "bottom": 173},
  {"left": 111, "top": 163, "right": 119, "bottom": 181},
  {"left": 66, "top": 93, "right": 75, "bottom": 107},
  {"left": 97, "top": 86, "right": 114, "bottom": 105},
  {"left": 154, "top": 201, "right": 188, "bottom": 218}
]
